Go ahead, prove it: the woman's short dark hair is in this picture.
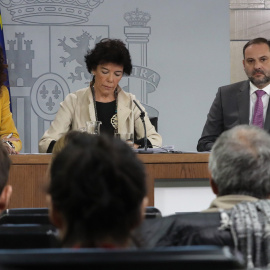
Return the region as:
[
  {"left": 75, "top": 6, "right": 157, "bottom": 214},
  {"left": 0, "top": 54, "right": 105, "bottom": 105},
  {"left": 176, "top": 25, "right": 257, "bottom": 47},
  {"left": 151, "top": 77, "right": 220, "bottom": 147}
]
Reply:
[
  {"left": 48, "top": 133, "right": 146, "bottom": 247},
  {"left": 85, "top": 38, "right": 132, "bottom": 75}
]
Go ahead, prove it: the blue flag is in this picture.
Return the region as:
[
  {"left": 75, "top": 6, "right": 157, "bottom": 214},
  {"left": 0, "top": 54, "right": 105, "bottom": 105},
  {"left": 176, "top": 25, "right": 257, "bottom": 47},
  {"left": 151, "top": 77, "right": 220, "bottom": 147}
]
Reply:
[{"left": 0, "top": 9, "right": 12, "bottom": 112}]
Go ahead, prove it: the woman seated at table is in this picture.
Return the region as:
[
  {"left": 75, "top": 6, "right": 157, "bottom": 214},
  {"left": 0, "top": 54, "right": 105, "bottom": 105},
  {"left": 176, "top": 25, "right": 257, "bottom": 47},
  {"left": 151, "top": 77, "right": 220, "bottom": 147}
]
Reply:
[
  {"left": 39, "top": 38, "right": 162, "bottom": 153},
  {"left": 47, "top": 132, "right": 148, "bottom": 248},
  {"left": 0, "top": 46, "right": 21, "bottom": 154}
]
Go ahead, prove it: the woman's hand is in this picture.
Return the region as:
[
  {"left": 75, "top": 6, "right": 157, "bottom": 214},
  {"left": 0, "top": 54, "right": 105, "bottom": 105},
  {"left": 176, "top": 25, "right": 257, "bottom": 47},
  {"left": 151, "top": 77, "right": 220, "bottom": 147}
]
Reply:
[
  {"left": 3, "top": 136, "right": 20, "bottom": 142},
  {"left": 133, "top": 143, "right": 140, "bottom": 149},
  {"left": 3, "top": 143, "right": 19, "bottom": 155},
  {"left": 2, "top": 136, "right": 20, "bottom": 155}
]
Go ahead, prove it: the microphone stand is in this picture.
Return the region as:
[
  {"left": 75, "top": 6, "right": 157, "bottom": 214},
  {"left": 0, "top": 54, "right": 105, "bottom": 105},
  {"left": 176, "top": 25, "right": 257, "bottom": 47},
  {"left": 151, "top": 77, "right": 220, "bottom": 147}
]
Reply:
[{"left": 133, "top": 100, "right": 153, "bottom": 154}]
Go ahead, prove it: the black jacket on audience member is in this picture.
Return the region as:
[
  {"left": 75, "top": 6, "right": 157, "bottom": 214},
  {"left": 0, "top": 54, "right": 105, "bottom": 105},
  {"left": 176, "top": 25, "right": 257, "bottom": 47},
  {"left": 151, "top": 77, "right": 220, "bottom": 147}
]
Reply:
[{"left": 131, "top": 212, "right": 233, "bottom": 248}]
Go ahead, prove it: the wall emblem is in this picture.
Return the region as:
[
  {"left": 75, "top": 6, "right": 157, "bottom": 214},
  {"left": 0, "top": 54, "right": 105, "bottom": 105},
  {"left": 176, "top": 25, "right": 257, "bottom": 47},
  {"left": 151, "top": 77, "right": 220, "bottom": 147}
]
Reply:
[
  {"left": 0, "top": 2, "right": 161, "bottom": 152},
  {"left": 1, "top": 0, "right": 104, "bottom": 24},
  {"left": 123, "top": 8, "right": 161, "bottom": 118}
]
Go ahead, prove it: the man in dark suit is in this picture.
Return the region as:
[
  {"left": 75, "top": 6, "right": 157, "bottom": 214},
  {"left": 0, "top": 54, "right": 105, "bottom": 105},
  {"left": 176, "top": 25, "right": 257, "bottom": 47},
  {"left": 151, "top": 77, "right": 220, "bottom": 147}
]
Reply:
[{"left": 197, "top": 37, "right": 270, "bottom": 151}]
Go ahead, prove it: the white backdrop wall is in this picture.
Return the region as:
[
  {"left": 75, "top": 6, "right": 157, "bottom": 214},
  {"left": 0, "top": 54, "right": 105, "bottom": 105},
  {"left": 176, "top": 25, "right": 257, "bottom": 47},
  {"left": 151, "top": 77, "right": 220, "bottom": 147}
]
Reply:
[{"left": 1, "top": 0, "right": 230, "bottom": 153}]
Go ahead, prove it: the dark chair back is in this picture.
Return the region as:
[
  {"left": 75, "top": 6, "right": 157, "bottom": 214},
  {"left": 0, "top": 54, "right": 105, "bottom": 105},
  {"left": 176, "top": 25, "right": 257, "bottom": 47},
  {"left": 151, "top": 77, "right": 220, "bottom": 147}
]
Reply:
[
  {"left": 149, "top": 117, "right": 158, "bottom": 131},
  {"left": 0, "top": 208, "right": 50, "bottom": 225},
  {"left": 0, "top": 214, "right": 50, "bottom": 225},
  {"left": 0, "top": 224, "right": 59, "bottom": 249},
  {"left": 133, "top": 212, "right": 233, "bottom": 248},
  {"left": 145, "top": 206, "right": 162, "bottom": 219},
  {"left": 2, "top": 208, "right": 49, "bottom": 215},
  {"left": 0, "top": 246, "right": 245, "bottom": 270}
]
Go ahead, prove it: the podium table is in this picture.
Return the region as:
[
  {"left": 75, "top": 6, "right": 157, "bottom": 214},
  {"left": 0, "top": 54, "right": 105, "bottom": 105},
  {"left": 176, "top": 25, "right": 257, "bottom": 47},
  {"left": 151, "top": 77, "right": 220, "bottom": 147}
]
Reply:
[{"left": 8, "top": 153, "right": 210, "bottom": 208}]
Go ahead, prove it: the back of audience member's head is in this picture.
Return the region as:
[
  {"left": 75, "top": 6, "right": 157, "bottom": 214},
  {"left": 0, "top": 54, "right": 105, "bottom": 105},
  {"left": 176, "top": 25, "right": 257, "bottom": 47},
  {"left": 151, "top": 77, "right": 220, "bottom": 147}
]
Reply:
[
  {"left": 208, "top": 124, "right": 270, "bottom": 198},
  {"left": 0, "top": 141, "right": 12, "bottom": 211},
  {"left": 48, "top": 133, "right": 148, "bottom": 248},
  {"left": 52, "top": 130, "right": 83, "bottom": 158}
]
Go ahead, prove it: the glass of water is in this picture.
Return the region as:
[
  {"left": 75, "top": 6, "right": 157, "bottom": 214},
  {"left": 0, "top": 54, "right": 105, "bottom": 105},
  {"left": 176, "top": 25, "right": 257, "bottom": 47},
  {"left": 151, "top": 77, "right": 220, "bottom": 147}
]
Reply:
[{"left": 86, "top": 121, "right": 102, "bottom": 135}]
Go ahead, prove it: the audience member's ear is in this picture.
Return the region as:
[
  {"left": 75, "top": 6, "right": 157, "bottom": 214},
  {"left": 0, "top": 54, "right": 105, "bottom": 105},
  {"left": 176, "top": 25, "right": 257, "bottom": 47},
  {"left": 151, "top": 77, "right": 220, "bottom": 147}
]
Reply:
[
  {"left": 47, "top": 194, "right": 64, "bottom": 229},
  {"left": 0, "top": 185, "right": 12, "bottom": 211},
  {"left": 210, "top": 177, "right": 219, "bottom": 195}
]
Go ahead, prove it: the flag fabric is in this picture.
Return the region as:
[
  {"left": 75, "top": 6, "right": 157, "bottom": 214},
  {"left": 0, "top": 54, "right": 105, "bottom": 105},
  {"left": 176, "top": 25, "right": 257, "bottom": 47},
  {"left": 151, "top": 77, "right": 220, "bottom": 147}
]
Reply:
[{"left": 0, "top": 8, "right": 12, "bottom": 112}]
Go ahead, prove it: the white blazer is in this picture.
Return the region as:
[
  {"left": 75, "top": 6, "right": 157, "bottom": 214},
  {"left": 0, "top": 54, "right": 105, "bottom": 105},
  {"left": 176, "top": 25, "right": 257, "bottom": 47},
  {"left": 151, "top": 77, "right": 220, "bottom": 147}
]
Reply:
[{"left": 38, "top": 85, "right": 162, "bottom": 153}]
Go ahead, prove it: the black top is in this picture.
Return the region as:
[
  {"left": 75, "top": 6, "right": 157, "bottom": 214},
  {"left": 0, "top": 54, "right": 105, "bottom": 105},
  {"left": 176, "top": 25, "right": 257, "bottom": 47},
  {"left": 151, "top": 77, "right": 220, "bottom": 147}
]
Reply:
[{"left": 96, "top": 100, "right": 116, "bottom": 136}]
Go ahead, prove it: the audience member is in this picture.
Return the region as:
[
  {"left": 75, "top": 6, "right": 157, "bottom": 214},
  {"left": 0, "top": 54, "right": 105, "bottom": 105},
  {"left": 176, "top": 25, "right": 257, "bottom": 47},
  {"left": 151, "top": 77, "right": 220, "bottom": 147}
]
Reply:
[
  {"left": 201, "top": 124, "right": 270, "bottom": 268},
  {"left": 51, "top": 130, "right": 82, "bottom": 158},
  {"left": 204, "top": 124, "right": 270, "bottom": 212},
  {"left": 47, "top": 132, "right": 148, "bottom": 248},
  {"left": 132, "top": 125, "right": 270, "bottom": 269}
]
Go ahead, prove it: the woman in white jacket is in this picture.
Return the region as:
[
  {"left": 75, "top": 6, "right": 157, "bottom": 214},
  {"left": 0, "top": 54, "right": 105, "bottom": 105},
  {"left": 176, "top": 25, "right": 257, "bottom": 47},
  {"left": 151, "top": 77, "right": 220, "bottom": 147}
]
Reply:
[{"left": 39, "top": 38, "right": 162, "bottom": 153}]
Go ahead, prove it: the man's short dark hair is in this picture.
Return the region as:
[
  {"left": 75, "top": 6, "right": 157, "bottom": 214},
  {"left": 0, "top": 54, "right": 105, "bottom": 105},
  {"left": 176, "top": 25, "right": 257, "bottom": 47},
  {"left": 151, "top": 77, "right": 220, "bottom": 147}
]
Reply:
[
  {"left": 49, "top": 133, "right": 147, "bottom": 247},
  {"left": 243, "top": 37, "right": 270, "bottom": 58}
]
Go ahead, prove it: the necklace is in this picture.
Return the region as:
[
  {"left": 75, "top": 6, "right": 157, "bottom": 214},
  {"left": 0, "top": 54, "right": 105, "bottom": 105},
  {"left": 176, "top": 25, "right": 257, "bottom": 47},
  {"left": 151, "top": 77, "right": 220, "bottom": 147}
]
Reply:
[{"left": 90, "top": 84, "right": 118, "bottom": 133}]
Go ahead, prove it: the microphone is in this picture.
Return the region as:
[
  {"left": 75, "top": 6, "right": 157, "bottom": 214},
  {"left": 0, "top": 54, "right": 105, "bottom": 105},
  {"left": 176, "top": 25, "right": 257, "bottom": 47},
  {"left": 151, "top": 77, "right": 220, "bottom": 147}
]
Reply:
[{"left": 133, "top": 100, "right": 153, "bottom": 154}]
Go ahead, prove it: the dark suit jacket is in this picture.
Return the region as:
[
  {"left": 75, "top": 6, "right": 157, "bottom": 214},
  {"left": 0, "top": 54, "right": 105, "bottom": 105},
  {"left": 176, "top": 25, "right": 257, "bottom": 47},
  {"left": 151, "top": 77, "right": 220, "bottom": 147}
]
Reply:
[{"left": 197, "top": 80, "right": 270, "bottom": 151}]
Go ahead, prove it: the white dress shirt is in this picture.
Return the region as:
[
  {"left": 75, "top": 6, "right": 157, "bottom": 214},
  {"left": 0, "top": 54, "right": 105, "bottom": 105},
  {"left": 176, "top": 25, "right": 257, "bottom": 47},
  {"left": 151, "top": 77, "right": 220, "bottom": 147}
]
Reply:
[{"left": 249, "top": 82, "right": 270, "bottom": 124}]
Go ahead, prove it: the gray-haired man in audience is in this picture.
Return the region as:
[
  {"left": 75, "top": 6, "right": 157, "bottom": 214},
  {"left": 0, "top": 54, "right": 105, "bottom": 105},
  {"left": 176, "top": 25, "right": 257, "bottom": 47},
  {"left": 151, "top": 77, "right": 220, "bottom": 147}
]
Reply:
[{"left": 204, "top": 124, "right": 270, "bottom": 212}]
